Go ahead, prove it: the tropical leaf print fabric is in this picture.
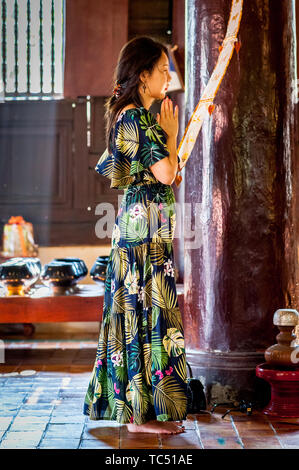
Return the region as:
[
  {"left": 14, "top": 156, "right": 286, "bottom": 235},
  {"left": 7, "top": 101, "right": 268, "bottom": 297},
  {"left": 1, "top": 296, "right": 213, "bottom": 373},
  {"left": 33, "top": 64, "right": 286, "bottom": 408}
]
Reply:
[
  {"left": 94, "top": 106, "right": 180, "bottom": 190},
  {"left": 83, "top": 106, "right": 188, "bottom": 425}
]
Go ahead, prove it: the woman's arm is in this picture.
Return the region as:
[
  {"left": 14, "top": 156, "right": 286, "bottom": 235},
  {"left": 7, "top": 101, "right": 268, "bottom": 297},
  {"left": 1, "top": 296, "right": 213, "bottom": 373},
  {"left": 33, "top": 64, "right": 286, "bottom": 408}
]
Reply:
[
  {"left": 149, "top": 135, "right": 178, "bottom": 185},
  {"left": 149, "top": 97, "right": 179, "bottom": 185}
]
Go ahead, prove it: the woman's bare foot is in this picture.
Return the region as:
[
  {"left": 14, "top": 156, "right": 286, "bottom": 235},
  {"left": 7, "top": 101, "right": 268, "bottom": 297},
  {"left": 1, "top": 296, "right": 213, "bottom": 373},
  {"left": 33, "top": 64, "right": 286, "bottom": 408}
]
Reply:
[{"left": 126, "top": 420, "right": 185, "bottom": 434}]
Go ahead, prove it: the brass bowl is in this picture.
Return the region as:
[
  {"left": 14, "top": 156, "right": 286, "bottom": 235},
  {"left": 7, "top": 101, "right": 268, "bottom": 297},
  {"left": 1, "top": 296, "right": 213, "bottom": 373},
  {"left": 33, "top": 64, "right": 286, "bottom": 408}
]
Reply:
[{"left": 0, "top": 257, "right": 41, "bottom": 296}]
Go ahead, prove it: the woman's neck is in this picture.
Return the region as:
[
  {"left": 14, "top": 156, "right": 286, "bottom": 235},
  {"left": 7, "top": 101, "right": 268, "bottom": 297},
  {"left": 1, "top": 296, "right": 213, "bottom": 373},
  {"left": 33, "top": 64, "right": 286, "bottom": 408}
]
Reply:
[{"left": 140, "top": 93, "right": 154, "bottom": 110}]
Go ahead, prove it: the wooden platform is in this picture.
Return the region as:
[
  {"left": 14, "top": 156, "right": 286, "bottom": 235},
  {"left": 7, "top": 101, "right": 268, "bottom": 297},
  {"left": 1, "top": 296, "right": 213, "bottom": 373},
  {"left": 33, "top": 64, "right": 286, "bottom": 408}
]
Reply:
[{"left": 0, "top": 283, "right": 184, "bottom": 323}]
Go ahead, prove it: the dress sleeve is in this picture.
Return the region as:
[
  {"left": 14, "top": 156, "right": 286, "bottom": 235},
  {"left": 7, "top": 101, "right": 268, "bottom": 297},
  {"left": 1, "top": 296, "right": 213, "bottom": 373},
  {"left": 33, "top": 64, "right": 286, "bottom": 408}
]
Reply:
[
  {"left": 131, "top": 108, "right": 170, "bottom": 172},
  {"left": 94, "top": 148, "right": 114, "bottom": 179},
  {"left": 135, "top": 109, "right": 181, "bottom": 168},
  {"left": 94, "top": 107, "right": 178, "bottom": 189}
]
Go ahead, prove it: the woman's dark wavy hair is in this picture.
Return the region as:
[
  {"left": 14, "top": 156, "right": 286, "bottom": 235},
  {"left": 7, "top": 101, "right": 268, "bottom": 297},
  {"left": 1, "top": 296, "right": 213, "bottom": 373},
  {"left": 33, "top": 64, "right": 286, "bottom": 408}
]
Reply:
[{"left": 104, "top": 36, "right": 169, "bottom": 153}]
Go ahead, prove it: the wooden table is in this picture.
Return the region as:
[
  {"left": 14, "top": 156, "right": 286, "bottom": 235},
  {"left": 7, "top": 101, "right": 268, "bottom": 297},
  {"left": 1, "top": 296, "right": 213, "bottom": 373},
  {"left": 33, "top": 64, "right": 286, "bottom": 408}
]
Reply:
[
  {"left": 0, "top": 284, "right": 105, "bottom": 323},
  {"left": 0, "top": 283, "right": 184, "bottom": 335}
]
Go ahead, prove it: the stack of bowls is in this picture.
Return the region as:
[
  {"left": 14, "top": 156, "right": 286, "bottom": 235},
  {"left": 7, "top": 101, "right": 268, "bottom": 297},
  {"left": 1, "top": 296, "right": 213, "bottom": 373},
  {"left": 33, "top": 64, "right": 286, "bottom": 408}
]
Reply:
[
  {"left": 40, "top": 257, "right": 88, "bottom": 294},
  {"left": 0, "top": 257, "right": 41, "bottom": 296},
  {"left": 90, "top": 256, "right": 110, "bottom": 284},
  {"left": 54, "top": 258, "right": 88, "bottom": 281}
]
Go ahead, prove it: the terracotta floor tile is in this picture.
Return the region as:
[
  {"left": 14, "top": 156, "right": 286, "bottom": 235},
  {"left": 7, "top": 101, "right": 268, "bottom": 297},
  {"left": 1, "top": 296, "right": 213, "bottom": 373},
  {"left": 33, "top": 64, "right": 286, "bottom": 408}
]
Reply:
[
  {"left": 274, "top": 434, "right": 299, "bottom": 446},
  {"left": 119, "top": 427, "right": 161, "bottom": 448},
  {"left": 200, "top": 436, "right": 243, "bottom": 449},
  {"left": 1, "top": 430, "right": 44, "bottom": 442},
  {"left": 119, "top": 435, "right": 160, "bottom": 447},
  {"left": 232, "top": 413, "right": 268, "bottom": 421},
  {"left": 44, "top": 423, "right": 84, "bottom": 439},
  {"left": 12, "top": 416, "right": 49, "bottom": 424},
  {"left": 194, "top": 412, "right": 216, "bottom": 421},
  {"left": 159, "top": 430, "right": 201, "bottom": 449},
  {"left": 10, "top": 422, "right": 47, "bottom": 432},
  {"left": 233, "top": 422, "right": 274, "bottom": 432},
  {"left": 236, "top": 428, "right": 276, "bottom": 437},
  {"left": 120, "top": 433, "right": 160, "bottom": 443},
  {"left": 52, "top": 408, "right": 85, "bottom": 416},
  {"left": 197, "top": 426, "right": 238, "bottom": 437},
  {"left": 278, "top": 436, "right": 299, "bottom": 446},
  {"left": 39, "top": 438, "right": 80, "bottom": 449},
  {"left": 79, "top": 439, "right": 119, "bottom": 449},
  {"left": 0, "top": 440, "right": 37, "bottom": 449},
  {"left": 0, "top": 417, "right": 13, "bottom": 430},
  {"left": 120, "top": 440, "right": 160, "bottom": 449},
  {"left": 50, "top": 415, "right": 86, "bottom": 424},
  {"left": 241, "top": 438, "right": 282, "bottom": 449},
  {"left": 83, "top": 426, "right": 120, "bottom": 441}
]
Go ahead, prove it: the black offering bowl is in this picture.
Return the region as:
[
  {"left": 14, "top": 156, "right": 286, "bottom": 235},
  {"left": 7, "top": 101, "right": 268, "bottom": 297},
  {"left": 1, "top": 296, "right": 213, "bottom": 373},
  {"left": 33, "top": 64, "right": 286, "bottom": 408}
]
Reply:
[
  {"left": 40, "top": 261, "right": 80, "bottom": 295},
  {"left": 53, "top": 257, "right": 88, "bottom": 282},
  {"left": 0, "top": 257, "right": 41, "bottom": 296},
  {"left": 90, "top": 256, "right": 110, "bottom": 284},
  {"left": 24, "top": 257, "right": 42, "bottom": 284}
]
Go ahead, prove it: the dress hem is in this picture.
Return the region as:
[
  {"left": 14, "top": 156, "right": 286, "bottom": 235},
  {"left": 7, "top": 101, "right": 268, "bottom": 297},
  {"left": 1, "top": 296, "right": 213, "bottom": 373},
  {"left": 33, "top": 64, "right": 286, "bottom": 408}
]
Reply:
[{"left": 83, "top": 412, "right": 188, "bottom": 425}]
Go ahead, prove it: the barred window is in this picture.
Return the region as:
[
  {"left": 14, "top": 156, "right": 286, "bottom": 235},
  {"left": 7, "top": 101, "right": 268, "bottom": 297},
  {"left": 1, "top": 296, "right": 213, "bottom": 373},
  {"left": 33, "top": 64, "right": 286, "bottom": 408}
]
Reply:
[{"left": 0, "top": 0, "right": 65, "bottom": 100}]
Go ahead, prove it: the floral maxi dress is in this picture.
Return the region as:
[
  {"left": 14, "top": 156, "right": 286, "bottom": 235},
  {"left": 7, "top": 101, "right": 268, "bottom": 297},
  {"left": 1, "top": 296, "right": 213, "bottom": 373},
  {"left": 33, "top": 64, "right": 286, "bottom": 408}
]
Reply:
[{"left": 83, "top": 106, "right": 188, "bottom": 425}]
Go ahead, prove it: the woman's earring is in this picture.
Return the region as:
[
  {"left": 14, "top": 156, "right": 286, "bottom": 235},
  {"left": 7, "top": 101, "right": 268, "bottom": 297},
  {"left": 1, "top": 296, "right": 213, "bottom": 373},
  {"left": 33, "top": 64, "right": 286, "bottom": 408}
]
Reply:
[{"left": 143, "top": 83, "right": 146, "bottom": 93}]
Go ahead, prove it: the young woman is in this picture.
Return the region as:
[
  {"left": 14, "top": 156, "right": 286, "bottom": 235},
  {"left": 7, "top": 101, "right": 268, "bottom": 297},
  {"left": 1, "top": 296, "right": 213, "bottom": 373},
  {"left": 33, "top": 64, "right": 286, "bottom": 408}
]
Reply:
[{"left": 83, "top": 36, "right": 187, "bottom": 435}]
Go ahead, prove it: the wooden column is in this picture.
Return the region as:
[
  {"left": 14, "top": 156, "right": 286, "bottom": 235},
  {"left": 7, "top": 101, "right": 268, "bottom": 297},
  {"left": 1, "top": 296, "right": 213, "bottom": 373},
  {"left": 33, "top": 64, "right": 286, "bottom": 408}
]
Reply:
[{"left": 184, "top": 0, "right": 299, "bottom": 404}]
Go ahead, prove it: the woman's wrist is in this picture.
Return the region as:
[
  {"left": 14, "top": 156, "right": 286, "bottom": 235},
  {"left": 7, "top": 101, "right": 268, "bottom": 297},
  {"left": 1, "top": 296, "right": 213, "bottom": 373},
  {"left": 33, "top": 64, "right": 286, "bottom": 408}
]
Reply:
[
  {"left": 167, "top": 136, "right": 177, "bottom": 157},
  {"left": 167, "top": 135, "right": 179, "bottom": 178},
  {"left": 167, "top": 133, "right": 178, "bottom": 142}
]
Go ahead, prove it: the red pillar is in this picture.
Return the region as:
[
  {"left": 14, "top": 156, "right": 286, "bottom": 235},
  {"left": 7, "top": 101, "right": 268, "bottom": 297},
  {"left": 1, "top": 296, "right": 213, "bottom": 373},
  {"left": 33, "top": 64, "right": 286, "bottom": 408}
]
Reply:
[{"left": 183, "top": 0, "right": 299, "bottom": 403}]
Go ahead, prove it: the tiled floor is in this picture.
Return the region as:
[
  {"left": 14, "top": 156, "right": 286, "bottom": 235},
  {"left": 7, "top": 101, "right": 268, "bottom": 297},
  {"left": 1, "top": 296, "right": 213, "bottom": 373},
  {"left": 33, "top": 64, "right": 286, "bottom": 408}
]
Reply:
[{"left": 0, "top": 336, "right": 299, "bottom": 449}]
